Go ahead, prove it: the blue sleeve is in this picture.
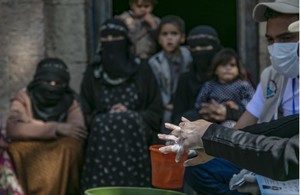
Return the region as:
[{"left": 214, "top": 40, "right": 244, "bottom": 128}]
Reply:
[
  {"left": 240, "top": 81, "right": 255, "bottom": 108},
  {"left": 194, "top": 82, "right": 210, "bottom": 109}
]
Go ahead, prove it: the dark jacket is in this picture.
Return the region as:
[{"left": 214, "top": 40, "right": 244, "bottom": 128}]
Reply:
[
  {"left": 171, "top": 72, "right": 205, "bottom": 124},
  {"left": 202, "top": 114, "right": 299, "bottom": 181},
  {"left": 80, "top": 60, "right": 163, "bottom": 132}
]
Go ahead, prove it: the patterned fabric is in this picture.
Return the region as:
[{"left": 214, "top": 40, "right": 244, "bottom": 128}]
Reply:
[
  {"left": 0, "top": 135, "right": 24, "bottom": 195},
  {"left": 195, "top": 79, "right": 255, "bottom": 127},
  {"left": 195, "top": 80, "right": 254, "bottom": 109},
  {"left": 80, "top": 82, "right": 151, "bottom": 192},
  {"left": 187, "top": 34, "right": 220, "bottom": 43}
]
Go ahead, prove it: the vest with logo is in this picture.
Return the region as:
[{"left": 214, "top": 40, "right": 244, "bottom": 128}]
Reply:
[{"left": 259, "top": 66, "right": 288, "bottom": 123}]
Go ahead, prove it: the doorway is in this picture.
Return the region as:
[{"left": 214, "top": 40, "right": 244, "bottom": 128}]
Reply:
[{"left": 113, "top": 0, "right": 237, "bottom": 49}]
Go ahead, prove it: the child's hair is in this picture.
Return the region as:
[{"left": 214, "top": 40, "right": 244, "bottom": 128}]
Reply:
[
  {"left": 210, "top": 48, "right": 243, "bottom": 81},
  {"left": 129, "top": 0, "right": 157, "bottom": 5},
  {"left": 156, "top": 15, "right": 185, "bottom": 38}
]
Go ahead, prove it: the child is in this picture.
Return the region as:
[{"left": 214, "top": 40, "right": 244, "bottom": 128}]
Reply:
[
  {"left": 194, "top": 48, "right": 254, "bottom": 127},
  {"left": 116, "top": 0, "right": 160, "bottom": 59},
  {"left": 148, "top": 15, "right": 192, "bottom": 132}
]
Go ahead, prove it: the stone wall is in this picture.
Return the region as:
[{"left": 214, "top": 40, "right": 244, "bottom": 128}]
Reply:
[
  {"left": 0, "top": 0, "right": 88, "bottom": 122},
  {"left": 0, "top": 0, "right": 273, "bottom": 125}
]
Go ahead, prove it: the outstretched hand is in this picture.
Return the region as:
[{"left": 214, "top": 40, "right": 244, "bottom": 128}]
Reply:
[{"left": 158, "top": 117, "right": 214, "bottom": 165}]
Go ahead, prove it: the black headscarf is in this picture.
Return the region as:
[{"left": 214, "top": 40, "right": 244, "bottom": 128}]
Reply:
[
  {"left": 27, "top": 58, "right": 74, "bottom": 122},
  {"left": 99, "top": 18, "right": 139, "bottom": 79},
  {"left": 187, "top": 25, "right": 222, "bottom": 77}
]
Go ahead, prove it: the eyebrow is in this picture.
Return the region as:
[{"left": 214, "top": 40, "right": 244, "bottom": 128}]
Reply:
[{"left": 265, "top": 32, "right": 298, "bottom": 39}]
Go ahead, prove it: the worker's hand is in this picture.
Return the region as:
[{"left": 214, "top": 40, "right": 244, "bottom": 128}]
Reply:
[
  {"left": 158, "top": 117, "right": 212, "bottom": 163},
  {"left": 237, "top": 174, "right": 260, "bottom": 195},
  {"left": 230, "top": 169, "right": 260, "bottom": 195}
]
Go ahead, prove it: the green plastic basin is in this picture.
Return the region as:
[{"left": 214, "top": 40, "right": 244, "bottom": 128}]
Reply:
[{"left": 85, "top": 187, "right": 186, "bottom": 195}]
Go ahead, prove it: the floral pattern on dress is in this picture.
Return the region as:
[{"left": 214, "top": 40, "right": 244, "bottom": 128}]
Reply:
[{"left": 0, "top": 135, "right": 24, "bottom": 195}]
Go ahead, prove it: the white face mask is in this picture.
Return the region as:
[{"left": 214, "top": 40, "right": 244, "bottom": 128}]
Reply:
[{"left": 268, "top": 42, "right": 299, "bottom": 78}]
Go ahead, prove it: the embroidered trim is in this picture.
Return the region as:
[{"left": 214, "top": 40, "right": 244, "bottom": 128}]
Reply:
[
  {"left": 187, "top": 34, "right": 220, "bottom": 43},
  {"left": 40, "top": 63, "right": 69, "bottom": 72},
  {"left": 103, "top": 72, "right": 127, "bottom": 85},
  {"left": 100, "top": 23, "right": 128, "bottom": 34}
]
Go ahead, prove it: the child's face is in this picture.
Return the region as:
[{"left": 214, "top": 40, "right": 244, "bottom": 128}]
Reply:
[
  {"left": 215, "top": 57, "right": 239, "bottom": 84},
  {"left": 158, "top": 23, "right": 184, "bottom": 55},
  {"left": 130, "top": 0, "right": 153, "bottom": 18}
]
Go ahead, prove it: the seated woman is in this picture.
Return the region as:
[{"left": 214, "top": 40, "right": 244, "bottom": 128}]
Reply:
[
  {"left": 80, "top": 18, "right": 163, "bottom": 191},
  {"left": 6, "top": 58, "right": 87, "bottom": 195}
]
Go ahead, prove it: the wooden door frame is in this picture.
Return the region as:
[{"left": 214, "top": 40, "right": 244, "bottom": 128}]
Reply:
[
  {"left": 87, "top": 0, "right": 112, "bottom": 62},
  {"left": 237, "top": 0, "right": 259, "bottom": 85}
]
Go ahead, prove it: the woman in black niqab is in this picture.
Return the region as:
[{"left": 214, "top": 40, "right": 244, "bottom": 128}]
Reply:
[
  {"left": 27, "top": 58, "right": 74, "bottom": 122},
  {"left": 80, "top": 18, "right": 163, "bottom": 191},
  {"left": 100, "top": 18, "right": 139, "bottom": 80},
  {"left": 171, "top": 25, "right": 222, "bottom": 124}
]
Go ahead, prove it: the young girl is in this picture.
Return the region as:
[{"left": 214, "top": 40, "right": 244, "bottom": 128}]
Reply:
[
  {"left": 148, "top": 15, "right": 192, "bottom": 132},
  {"left": 194, "top": 48, "right": 255, "bottom": 127}
]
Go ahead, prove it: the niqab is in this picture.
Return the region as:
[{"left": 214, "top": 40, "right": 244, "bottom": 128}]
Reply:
[
  {"left": 100, "top": 18, "right": 139, "bottom": 80},
  {"left": 27, "top": 58, "right": 74, "bottom": 122},
  {"left": 187, "top": 25, "right": 222, "bottom": 77}
]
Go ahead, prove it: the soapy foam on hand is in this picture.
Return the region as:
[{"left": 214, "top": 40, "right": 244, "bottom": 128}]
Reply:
[{"left": 170, "top": 144, "right": 180, "bottom": 152}]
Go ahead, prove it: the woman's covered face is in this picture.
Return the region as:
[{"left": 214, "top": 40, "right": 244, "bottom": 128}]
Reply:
[{"left": 100, "top": 35, "right": 125, "bottom": 42}]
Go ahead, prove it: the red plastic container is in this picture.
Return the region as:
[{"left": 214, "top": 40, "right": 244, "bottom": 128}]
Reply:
[{"left": 149, "top": 145, "right": 188, "bottom": 189}]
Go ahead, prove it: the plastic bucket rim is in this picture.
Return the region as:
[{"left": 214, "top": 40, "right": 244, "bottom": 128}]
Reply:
[
  {"left": 149, "top": 144, "right": 165, "bottom": 152},
  {"left": 85, "top": 186, "right": 186, "bottom": 195},
  {"left": 149, "top": 144, "right": 188, "bottom": 158}
]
